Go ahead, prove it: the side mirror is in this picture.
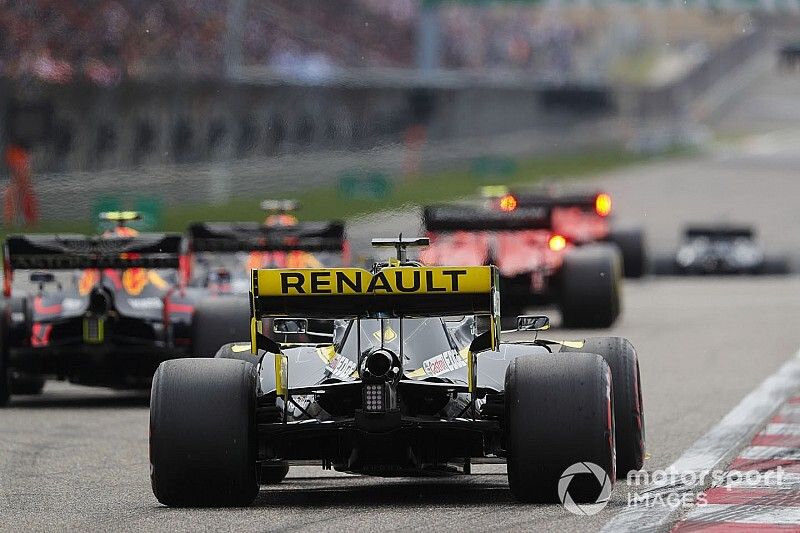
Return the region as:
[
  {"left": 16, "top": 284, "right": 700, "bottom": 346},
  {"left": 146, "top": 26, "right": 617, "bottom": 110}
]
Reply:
[
  {"left": 469, "top": 330, "right": 493, "bottom": 354},
  {"left": 517, "top": 315, "right": 550, "bottom": 332},
  {"left": 29, "top": 272, "right": 55, "bottom": 284},
  {"left": 272, "top": 318, "right": 308, "bottom": 334}
]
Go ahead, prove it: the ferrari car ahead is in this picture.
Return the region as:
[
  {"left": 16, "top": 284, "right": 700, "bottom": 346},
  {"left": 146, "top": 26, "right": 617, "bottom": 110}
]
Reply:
[
  {"left": 653, "top": 224, "right": 790, "bottom": 276},
  {"left": 149, "top": 237, "right": 645, "bottom": 506},
  {"left": 496, "top": 187, "right": 647, "bottom": 278},
  {"left": 0, "top": 212, "right": 196, "bottom": 405},
  {"left": 185, "top": 204, "right": 348, "bottom": 357},
  {"left": 421, "top": 198, "right": 622, "bottom": 327}
]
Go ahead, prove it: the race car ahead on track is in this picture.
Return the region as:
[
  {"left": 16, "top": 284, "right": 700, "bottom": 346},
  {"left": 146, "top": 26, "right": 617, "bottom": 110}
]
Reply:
[
  {"left": 185, "top": 201, "right": 348, "bottom": 357},
  {"left": 420, "top": 197, "right": 622, "bottom": 327},
  {"left": 0, "top": 212, "right": 197, "bottom": 405},
  {"left": 490, "top": 186, "right": 647, "bottom": 278},
  {"left": 652, "top": 224, "right": 790, "bottom": 276},
  {"left": 149, "top": 237, "right": 645, "bottom": 506}
]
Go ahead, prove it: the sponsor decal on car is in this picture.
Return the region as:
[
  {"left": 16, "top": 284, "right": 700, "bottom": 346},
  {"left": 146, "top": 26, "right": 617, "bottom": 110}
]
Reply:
[
  {"left": 422, "top": 349, "right": 466, "bottom": 377},
  {"left": 128, "top": 297, "right": 163, "bottom": 310},
  {"left": 326, "top": 353, "right": 357, "bottom": 380}
]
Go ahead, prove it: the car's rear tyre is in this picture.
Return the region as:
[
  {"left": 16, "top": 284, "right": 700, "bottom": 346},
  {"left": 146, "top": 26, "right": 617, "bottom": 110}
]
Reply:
[
  {"left": 10, "top": 375, "right": 45, "bottom": 395},
  {"left": 760, "top": 256, "right": 791, "bottom": 275},
  {"left": 0, "top": 311, "right": 11, "bottom": 407},
  {"left": 650, "top": 255, "right": 676, "bottom": 276},
  {"left": 560, "top": 245, "right": 622, "bottom": 328},
  {"left": 609, "top": 228, "right": 647, "bottom": 278},
  {"left": 215, "top": 342, "right": 262, "bottom": 363},
  {"left": 259, "top": 460, "right": 290, "bottom": 484},
  {"left": 560, "top": 337, "right": 645, "bottom": 477},
  {"left": 150, "top": 358, "right": 259, "bottom": 507},
  {"left": 191, "top": 296, "right": 251, "bottom": 358},
  {"left": 505, "top": 353, "right": 615, "bottom": 503}
]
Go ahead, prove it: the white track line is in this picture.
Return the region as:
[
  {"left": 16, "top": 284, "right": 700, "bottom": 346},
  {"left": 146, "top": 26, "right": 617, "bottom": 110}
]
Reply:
[
  {"left": 684, "top": 504, "right": 800, "bottom": 525},
  {"left": 600, "top": 347, "right": 800, "bottom": 533},
  {"left": 763, "top": 423, "right": 800, "bottom": 436}
]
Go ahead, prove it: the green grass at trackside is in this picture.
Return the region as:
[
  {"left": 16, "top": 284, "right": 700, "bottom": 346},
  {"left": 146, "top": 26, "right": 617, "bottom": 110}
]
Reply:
[
  {"left": 2, "top": 146, "right": 682, "bottom": 240},
  {"left": 161, "top": 147, "right": 672, "bottom": 227}
]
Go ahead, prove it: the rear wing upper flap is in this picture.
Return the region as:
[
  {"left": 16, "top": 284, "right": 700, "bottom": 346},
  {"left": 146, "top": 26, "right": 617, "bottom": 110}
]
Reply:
[
  {"left": 4, "top": 233, "right": 182, "bottom": 269},
  {"left": 423, "top": 203, "right": 552, "bottom": 231},
  {"left": 512, "top": 191, "right": 600, "bottom": 209},
  {"left": 188, "top": 221, "right": 345, "bottom": 252},
  {"left": 251, "top": 266, "right": 499, "bottom": 320},
  {"left": 684, "top": 226, "right": 754, "bottom": 239}
]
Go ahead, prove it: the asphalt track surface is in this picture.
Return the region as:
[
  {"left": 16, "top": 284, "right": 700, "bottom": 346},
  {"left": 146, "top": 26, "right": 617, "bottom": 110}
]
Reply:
[{"left": 3, "top": 63, "right": 800, "bottom": 532}]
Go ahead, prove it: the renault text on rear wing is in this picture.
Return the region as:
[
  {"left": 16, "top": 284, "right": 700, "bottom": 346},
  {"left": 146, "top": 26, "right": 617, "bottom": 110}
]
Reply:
[{"left": 251, "top": 265, "right": 498, "bottom": 320}]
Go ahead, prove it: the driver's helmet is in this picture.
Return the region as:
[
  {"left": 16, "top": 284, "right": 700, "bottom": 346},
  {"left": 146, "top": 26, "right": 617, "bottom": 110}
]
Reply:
[
  {"left": 103, "top": 225, "right": 139, "bottom": 238},
  {"left": 264, "top": 213, "right": 298, "bottom": 227}
]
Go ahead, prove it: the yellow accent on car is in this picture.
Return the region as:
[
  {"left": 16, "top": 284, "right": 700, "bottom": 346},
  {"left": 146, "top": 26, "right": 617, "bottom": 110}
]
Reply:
[
  {"left": 255, "top": 266, "right": 493, "bottom": 297},
  {"left": 231, "top": 344, "right": 252, "bottom": 353},
  {"left": 315, "top": 345, "right": 337, "bottom": 363},
  {"left": 275, "top": 353, "right": 288, "bottom": 397},
  {"left": 82, "top": 317, "right": 104, "bottom": 344},
  {"left": 561, "top": 341, "right": 585, "bottom": 349}
]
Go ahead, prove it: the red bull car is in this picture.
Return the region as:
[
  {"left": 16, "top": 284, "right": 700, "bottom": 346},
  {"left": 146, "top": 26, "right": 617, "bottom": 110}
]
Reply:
[
  {"left": 0, "top": 212, "right": 197, "bottom": 405},
  {"left": 148, "top": 237, "right": 645, "bottom": 506},
  {"left": 420, "top": 199, "right": 622, "bottom": 328},
  {"left": 185, "top": 217, "right": 348, "bottom": 358}
]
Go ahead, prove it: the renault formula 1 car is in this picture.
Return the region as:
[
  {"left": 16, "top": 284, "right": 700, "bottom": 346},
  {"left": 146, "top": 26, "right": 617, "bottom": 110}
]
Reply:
[
  {"left": 497, "top": 187, "right": 647, "bottom": 278},
  {"left": 149, "top": 237, "right": 645, "bottom": 506},
  {"left": 0, "top": 212, "right": 196, "bottom": 405},
  {"left": 420, "top": 199, "right": 622, "bottom": 328},
  {"left": 653, "top": 225, "right": 790, "bottom": 276},
  {"left": 185, "top": 217, "right": 348, "bottom": 358}
]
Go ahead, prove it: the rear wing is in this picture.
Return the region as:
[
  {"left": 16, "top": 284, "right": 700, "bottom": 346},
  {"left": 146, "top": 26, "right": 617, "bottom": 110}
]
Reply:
[
  {"left": 4, "top": 233, "right": 182, "bottom": 270},
  {"left": 512, "top": 191, "right": 600, "bottom": 209},
  {"left": 188, "top": 222, "right": 345, "bottom": 253},
  {"left": 684, "top": 226, "right": 754, "bottom": 239},
  {"left": 423, "top": 203, "right": 551, "bottom": 231},
  {"left": 252, "top": 265, "right": 497, "bottom": 319}
]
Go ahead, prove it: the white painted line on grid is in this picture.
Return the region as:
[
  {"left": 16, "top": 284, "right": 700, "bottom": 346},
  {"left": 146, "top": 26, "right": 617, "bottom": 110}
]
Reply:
[
  {"left": 722, "top": 472, "right": 800, "bottom": 489},
  {"left": 683, "top": 503, "right": 800, "bottom": 525},
  {"left": 738, "top": 446, "right": 800, "bottom": 461},
  {"left": 762, "top": 423, "right": 800, "bottom": 436},
  {"left": 600, "top": 347, "right": 800, "bottom": 533}
]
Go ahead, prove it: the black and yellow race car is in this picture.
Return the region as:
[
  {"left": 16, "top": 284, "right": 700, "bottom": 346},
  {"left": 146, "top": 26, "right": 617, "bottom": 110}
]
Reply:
[
  {"left": 149, "top": 237, "right": 645, "bottom": 506},
  {"left": 0, "top": 212, "right": 197, "bottom": 404}
]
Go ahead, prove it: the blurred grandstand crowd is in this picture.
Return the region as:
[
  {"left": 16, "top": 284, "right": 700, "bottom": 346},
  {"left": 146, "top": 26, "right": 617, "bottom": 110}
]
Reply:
[{"left": 0, "top": 0, "right": 741, "bottom": 85}]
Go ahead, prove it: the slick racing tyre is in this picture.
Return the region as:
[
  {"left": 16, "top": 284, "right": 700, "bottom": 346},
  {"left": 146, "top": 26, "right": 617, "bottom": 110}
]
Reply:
[
  {"left": 608, "top": 228, "right": 647, "bottom": 278},
  {"left": 150, "top": 358, "right": 259, "bottom": 507},
  {"left": 560, "top": 245, "right": 622, "bottom": 328},
  {"left": 760, "top": 256, "right": 791, "bottom": 275},
  {"left": 191, "top": 296, "right": 251, "bottom": 358},
  {"left": 650, "top": 255, "right": 677, "bottom": 276},
  {"left": 215, "top": 342, "right": 263, "bottom": 363},
  {"left": 10, "top": 375, "right": 45, "bottom": 395},
  {"left": 259, "top": 461, "right": 290, "bottom": 485},
  {"left": 560, "top": 337, "right": 645, "bottom": 476},
  {"left": 0, "top": 305, "right": 13, "bottom": 407},
  {"left": 505, "top": 353, "right": 615, "bottom": 503}
]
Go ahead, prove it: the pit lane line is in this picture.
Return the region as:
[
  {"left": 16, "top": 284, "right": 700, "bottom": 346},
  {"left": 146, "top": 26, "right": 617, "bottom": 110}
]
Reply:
[{"left": 600, "top": 346, "right": 800, "bottom": 533}]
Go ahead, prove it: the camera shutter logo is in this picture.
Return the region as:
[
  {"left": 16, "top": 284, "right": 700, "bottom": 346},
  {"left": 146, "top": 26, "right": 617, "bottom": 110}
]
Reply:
[{"left": 558, "top": 462, "right": 612, "bottom": 516}]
